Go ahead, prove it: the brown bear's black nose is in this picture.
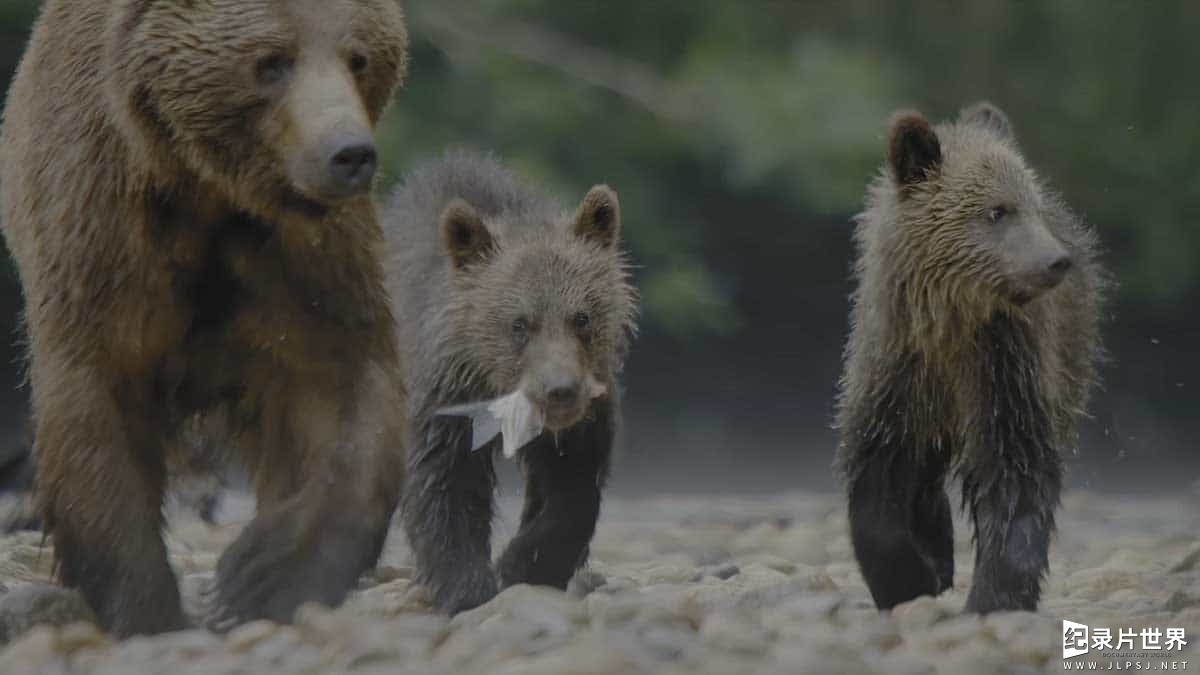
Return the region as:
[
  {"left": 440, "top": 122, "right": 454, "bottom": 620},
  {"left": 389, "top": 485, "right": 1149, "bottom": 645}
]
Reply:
[
  {"left": 1030, "top": 253, "right": 1072, "bottom": 292},
  {"left": 1044, "top": 254, "right": 1072, "bottom": 285},
  {"left": 329, "top": 142, "right": 377, "bottom": 195},
  {"left": 1048, "top": 255, "right": 1072, "bottom": 275},
  {"left": 546, "top": 382, "right": 581, "bottom": 409}
]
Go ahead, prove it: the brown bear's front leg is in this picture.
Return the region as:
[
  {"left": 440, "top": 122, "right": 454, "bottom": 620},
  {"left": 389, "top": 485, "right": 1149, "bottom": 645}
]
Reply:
[
  {"left": 496, "top": 397, "right": 613, "bottom": 591},
  {"left": 402, "top": 413, "right": 498, "bottom": 614},
  {"left": 960, "top": 410, "right": 1062, "bottom": 614},
  {"left": 961, "top": 314, "right": 1063, "bottom": 613},
  {"left": 847, "top": 448, "right": 951, "bottom": 610},
  {"left": 208, "top": 364, "right": 405, "bottom": 629},
  {"left": 912, "top": 476, "right": 955, "bottom": 592},
  {"left": 961, "top": 460, "right": 1060, "bottom": 614},
  {"left": 35, "top": 364, "right": 186, "bottom": 636}
]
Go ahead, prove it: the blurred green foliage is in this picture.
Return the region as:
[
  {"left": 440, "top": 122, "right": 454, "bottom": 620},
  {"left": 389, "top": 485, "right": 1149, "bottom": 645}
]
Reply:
[
  {"left": 1, "top": 1, "right": 1197, "bottom": 337},
  {"left": 391, "top": 1, "right": 1200, "bottom": 334}
]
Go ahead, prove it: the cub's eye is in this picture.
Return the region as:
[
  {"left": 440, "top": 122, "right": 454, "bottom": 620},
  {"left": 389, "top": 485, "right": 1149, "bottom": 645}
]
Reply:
[
  {"left": 255, "top": 53, "right": 293, "bottom": 87},
  {"left": 348, "top": 53, "right": 369, "bottom": 74},
  {"left": 571, "top": 312, "right": 592, "bottom": 332},
  {"left": 511, "top": 318, "right": 530, "bottom": 338},
  {"left": 987, "top": 205, "right": 1012, "bottom": 224}
]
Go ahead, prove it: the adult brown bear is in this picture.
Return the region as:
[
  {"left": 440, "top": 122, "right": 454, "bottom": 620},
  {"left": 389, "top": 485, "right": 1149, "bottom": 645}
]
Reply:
[{"left": 0, "top": 0, "right": 410, "bottom": 636}]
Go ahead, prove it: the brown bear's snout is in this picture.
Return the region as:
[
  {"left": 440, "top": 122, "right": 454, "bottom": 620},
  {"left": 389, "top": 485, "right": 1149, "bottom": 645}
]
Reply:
[
  {"left": 287, "top": 130, "right": 376, "bottom": 202},
  {"left": 546, "top": 377, "right": 583, "bottom": 411},
  {"left": 1029, "top": 251, "right": 1073, "bottom": 292},
  {"left": 1008, "top": 251, "right": 1072, "bottom": 304},
  {"left": 999, "top": 217, "right": 1074, "bottom": 303},
  {"left": 1044, "top": 253, "right": 1073, "bottom": 283},
  {"left": 1049, "top": 254, "right": 1072, "bottom": 274},
  {"left": 327, "top": 137, "right": 378, "bottom": 197},
  {"left": 532, "top": 372, "right": 588, "bottom": 431},
  {"left": 280, "top": 63, "right": 377, "bottom": 204}
]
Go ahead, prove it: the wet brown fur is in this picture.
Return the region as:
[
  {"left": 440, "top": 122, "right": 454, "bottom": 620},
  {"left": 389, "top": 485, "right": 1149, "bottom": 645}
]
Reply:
[
  {"left": 386, "top": 151, "right": 637, "bottom": 613},
  {"left": 835, "top": 103, "right": 1105, "bottom": 613},
  {"left": 0, "top": 0, "right": 409, "bottom": 636}
]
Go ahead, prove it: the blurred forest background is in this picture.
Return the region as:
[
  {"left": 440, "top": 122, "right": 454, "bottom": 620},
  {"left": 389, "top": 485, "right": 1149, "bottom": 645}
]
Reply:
[{"left": 0, "top": 1, "right": 1196, "bottom": 494}]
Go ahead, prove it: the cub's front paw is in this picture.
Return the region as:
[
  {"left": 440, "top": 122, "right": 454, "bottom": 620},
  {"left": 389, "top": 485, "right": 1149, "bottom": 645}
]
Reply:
[
  {"left": 430, "top": 566, "right": 498, "bottom": 615},
  {"left": 964, "top": 583, "right": 1037, "bottom": 614}
]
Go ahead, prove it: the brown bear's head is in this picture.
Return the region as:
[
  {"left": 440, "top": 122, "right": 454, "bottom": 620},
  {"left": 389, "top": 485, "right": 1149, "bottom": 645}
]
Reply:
[
  {"left": 885, "top": 102, "right": 1075, "bottom": 310},
  {"left": 106, "top": 0, "right": 408, "bottom": 220},
  {"left": 441, "top": 187, "right": 637, "bottom": 432}
]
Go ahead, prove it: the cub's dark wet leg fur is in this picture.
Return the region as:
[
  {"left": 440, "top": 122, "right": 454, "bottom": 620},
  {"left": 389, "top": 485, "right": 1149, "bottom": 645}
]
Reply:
[
  {"left": 912, "top": 477, "right": 955, "bottom": 592},
  {"left": 402, "top": 415, "right": 498, "bottom": 614},
  {"left": 497, "top": 398, "right": 614, "bottom": 590},
  {"left": 848, "top": 449, "right": 952, "bottom": 610},
  {"left": 961, "top": 315, "right": 1061, "bottom": 613}
]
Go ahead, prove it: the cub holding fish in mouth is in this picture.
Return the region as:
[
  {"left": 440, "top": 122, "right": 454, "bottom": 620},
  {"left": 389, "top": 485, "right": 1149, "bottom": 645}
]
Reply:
[{"left": 384, "top": 150, "right": 638, "bottom": 613}]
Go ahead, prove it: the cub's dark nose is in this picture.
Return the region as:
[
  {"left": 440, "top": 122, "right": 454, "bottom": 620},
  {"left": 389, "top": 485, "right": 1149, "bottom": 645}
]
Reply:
[
  {"left": 1041, "top": 254, "right": 1073, "bottom": 287},
  {"left": 1048, "top": 255, "right": 1072, "bottom": 276},
  {"left": 540, "top": 374, "right": 587, "bottom": 430},
  {"left": 328, "top": 141, "right": 377, "bottom": 196},
  {"left": 546, "top": 382, "right": 581, "bottom": 409}
]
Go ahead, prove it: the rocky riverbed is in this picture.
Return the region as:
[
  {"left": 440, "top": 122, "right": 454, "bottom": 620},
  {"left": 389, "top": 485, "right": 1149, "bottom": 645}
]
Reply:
[{"left": 0, "top": 488, "right": 1196, "bottom": 674}]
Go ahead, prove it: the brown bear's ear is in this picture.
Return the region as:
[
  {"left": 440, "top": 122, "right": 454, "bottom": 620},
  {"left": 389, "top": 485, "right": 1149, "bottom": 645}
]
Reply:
[
  {"left": 572, "top": 185, "right": 621, "bottom": 248},
  {"left": 441, "top": 198, "right": 495, "bottom": 270},
  {"left": 888, "top": 111, "right": 942, "bottom": 188},
  {"left": 959, "top": 101, "right": 1014, "bottom": 140}
]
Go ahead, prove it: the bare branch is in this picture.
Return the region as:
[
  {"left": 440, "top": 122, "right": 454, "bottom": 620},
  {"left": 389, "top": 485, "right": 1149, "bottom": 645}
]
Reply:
[{"left": 408, "top": 2, "right": 692, "bottom": 122}]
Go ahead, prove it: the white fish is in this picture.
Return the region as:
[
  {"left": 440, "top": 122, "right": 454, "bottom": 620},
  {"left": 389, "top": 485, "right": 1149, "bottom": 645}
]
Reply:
[
  {"left": 436, "top": 391, "right": 545, "bottom": 458},
  {"left": 436, "top": 378, "right": 607, "bottom": 459}
]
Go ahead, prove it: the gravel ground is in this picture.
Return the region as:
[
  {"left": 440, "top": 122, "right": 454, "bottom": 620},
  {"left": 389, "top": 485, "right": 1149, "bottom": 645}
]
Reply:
[{"left": 0, "top": 488, "right": 1196, "bottom": 674}]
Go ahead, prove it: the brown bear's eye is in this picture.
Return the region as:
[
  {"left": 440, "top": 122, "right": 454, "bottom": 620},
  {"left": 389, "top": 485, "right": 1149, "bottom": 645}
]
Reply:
[
  {"left": 511, "top": 318, "right": 530, "bottom": 340},
  {"left": 987, "top": 206, "right": 1012, "bottom": 224},
  {"left": 572, "top": 312, "right": 592, "bottom": 332},
  {"left": 349, "top": 53, "right": 369, "bottom": 74},
  {"left": 255, "top": 53, "right": 293, "bottom": 87}
]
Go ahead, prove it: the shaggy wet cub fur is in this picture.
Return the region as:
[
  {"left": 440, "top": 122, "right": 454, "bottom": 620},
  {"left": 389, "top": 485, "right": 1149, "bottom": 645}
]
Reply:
[
  {"left": 835, "top": 103, "right": 1105, "bottom": 613},
  {"left": 386, "top": 152, "right": 637, "bottom": 614},
  {"left": 0, "top": 0, "right": 409, "bottom": 636}
]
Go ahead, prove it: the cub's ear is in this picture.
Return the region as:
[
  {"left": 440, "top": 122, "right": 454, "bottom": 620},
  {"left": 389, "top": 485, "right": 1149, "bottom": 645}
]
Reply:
[
  {"left": 959, "top": 101, "right": 1014, "bottom": 140},
  {"left": 441, "top": 198, "right": 495, "bottom": 269},
  {"left": 573, "top": 185, "right": 621, "bottom": 248},
  {"left": 888, "top": 111, "right": 942, "bottom": 188}
]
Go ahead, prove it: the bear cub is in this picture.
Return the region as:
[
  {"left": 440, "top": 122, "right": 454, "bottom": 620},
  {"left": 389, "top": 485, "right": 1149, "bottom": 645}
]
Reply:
[
  {"left": 386, "top": 151, "right": 637, "bottom": 613},
  {"left": 835, "top": 103, "right": 1105, "bottom": 613}
]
